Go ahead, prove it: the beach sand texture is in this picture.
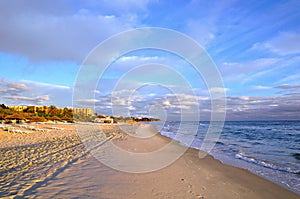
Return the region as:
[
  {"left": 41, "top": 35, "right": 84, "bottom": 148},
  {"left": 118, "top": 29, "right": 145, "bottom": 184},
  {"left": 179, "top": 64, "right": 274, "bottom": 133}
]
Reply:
[{"left": 0, "top": 123, "right": 299, "bottom": 199}]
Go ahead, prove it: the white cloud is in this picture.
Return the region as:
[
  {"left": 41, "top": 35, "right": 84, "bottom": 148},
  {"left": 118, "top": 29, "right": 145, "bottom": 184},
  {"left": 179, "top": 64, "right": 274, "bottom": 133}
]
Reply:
[
  {"left": 111, "top": 89, "right": 136, "bottom": 96},
  {"left": 6, "top": 82, "right": 31, "bottom": 91},
  {"left": 176, "top": 105, "right": 191, "bottom": 110},
  {"left": 252, "top": 85, "right": 272, "bottom": 90},
  {"left": 94, "top": 90, "right": 101, "bottom": 94},
  {"left": 0, "top": 80, "right": 32, "bottom": 95},
  {"left": 74, "top": 99, "right": 100, "bottom": 106},
  {"left": 185, "top": 0, "right": 237, "bottom": 47},
  {"left": 239, "top": 96, "right": 250, "bottom": 101},
  {"left": 162, "top": 100, "right": 171, "bottom": 107},
  {"left": 276, "top": 73, "right": 300, "bottom": 85},
  {"left": 166, "top": 93, "right": 201, "bottom": 102},
  {"left": 0, "top": 1, "right": 140, "bottom": 62},
  {"left": 0, "top": 79, "right": 74, "bottom": 107},
  {"left": 112, "top": 98, "right": 127, "bottom": 106},
  {"left": 222, "top": 58, "right": 279, "bottom": 75},
  {"left": 251, "top": 32, "right": 300, "bottom": 55},
  {"left": 20, "top": 80, "right": 70, "bottom": 90},
  {"left": 225, "top": 94, "right": 300, "bottom": 120},
  {"left": 185, "top": 19, "right": 216, "bottom": 46},
  {"left": 84, "top": 0, "right": 152, "bottom": 14},
  {"left": 209, "top": 87, "right": 228, "bottom": 94},
  {"left": 128, "top": 105, "right": 136, "bottom": 110},
  {"left": 275, "top": 84, "right": 300, "bottom": 89},
  {"left": 81, "top": 86, "right": 300, "bottom": 120},
  {"left": 118, "top": 56, "right": 161, "bottom": 62},
  {"left": 3, "top": 95, "right": 49, "bottom": 105},
  {"left": 221, "top": 58, "right": 280, "bottom": 84}
]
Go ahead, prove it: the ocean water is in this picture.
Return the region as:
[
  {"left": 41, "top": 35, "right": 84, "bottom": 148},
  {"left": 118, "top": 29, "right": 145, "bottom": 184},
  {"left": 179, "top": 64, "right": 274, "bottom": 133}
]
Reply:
[{"left": 151, "top": 121, "right": 300, "bottom": 194}]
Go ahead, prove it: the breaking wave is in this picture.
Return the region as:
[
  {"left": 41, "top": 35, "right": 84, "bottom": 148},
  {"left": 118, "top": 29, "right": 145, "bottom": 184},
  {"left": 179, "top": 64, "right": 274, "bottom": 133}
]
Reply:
[{"left": 235, "top": 152, "right": 300, "bottom": 175}]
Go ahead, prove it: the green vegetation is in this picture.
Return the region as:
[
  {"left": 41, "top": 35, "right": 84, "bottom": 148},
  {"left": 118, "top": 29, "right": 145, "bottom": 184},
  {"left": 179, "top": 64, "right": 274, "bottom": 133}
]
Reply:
[{"left": 0, "top": 104, "right": 78, "bottom": 123}]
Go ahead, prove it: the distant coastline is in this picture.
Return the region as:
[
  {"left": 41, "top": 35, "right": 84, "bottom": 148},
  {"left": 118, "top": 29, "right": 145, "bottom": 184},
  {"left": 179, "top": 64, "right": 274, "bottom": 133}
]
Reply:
[{"left": 0, "top": 104, "right": 160, "bottom": 124}]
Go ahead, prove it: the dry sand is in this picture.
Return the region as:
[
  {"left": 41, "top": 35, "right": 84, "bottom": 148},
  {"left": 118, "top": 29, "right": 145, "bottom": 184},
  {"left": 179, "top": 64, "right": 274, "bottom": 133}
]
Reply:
[{"left": 0, "top": 123, "right": 299, "bottom": 199}]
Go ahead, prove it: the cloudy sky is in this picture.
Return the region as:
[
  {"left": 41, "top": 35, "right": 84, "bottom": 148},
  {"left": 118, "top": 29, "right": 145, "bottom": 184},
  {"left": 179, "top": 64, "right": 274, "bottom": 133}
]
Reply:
[{"left": 1, "top": 0, "right": 300, "bottom": 120}]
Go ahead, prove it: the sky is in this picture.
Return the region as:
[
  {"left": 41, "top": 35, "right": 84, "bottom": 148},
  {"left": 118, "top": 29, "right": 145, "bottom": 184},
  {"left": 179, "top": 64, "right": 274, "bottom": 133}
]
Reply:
[{"left": 0, "top": 0, "right": 300, "bottom": 120}]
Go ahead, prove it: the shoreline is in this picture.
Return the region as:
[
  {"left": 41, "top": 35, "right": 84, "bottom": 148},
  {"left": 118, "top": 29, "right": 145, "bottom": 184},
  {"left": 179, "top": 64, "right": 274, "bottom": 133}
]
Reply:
[
  {"left": 111, "top": 124, "right": 299, "bottom": 198},
  {"left": 155, "top": 120, "right": 300, "bottom": 195},
  {"left": 163, "top": 135, "right": 300, "bottom": 196},
  {"left": 0, "top": 123, "right": 299, "bottom": 198},
  {"left": 158, "top": 132, "right": 300, "bottom": 195}
]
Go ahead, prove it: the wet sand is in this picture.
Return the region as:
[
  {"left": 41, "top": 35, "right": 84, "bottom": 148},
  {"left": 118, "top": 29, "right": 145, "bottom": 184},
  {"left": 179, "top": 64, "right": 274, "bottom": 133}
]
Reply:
[{"left": 0, "top": 123, "right": 299, "bottom": 198}]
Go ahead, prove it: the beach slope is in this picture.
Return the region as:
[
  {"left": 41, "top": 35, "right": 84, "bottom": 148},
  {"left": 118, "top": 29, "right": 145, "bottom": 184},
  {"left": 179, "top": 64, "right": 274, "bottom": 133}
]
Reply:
[{"left": 0, "top": 124, "right": 299, "bottom": 199}]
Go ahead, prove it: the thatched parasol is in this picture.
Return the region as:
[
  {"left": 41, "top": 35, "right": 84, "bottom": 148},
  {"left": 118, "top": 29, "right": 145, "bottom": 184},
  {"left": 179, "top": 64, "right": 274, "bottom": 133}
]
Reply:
[
  {"left": 5, "top": 114, "right": 26, "bottom": 123},
  {"left": 48, "top": 116, "right": 62, "bottom": 121},
  {"left": 61, "top": 116, "right": 74, "bottom": 122},
  {"left": 5, "top": 114, "right": 26, "bottom": 120},
  {"left": 29, "top": 116, "right": 47, "bottom": 122}
]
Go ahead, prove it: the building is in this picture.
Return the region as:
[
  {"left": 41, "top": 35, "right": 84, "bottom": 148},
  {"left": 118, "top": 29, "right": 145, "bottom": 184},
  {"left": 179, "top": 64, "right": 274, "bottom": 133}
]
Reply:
[
  {"left": 94, "top": 117, "right": 114, "bottom": 124},
  {"left": 72, "top": 108, "right": 94, "bottom": 117},
  {"left": 8, "top": 105, "right": 49, "bottom": 114},
  {"left": 27, "top": 105, "right": 49, "bottom": 114},
  {"left": 33, "top": 106, "right": 49, "bottom": 114},
  {"left": 8, "top": 105, "right": 28, "bottom": 112}
]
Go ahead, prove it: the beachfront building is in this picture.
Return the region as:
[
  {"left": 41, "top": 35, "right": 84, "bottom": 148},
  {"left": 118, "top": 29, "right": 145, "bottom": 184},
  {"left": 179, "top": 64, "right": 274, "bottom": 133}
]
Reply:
[
  {"left": 8, "top": 105, "right": 49, "bottom": 114},
  {"left": 8, "top": 105, "right": 28, "bottom": 112},
  {"left": 33, "top": 105, "right": 49, "bottom": 114},
  {"left": 72, "top": 108, "right": 94, "bottom": 117},
  {"left": 94, "top": 117, "right": 114, "bottom": 124}
]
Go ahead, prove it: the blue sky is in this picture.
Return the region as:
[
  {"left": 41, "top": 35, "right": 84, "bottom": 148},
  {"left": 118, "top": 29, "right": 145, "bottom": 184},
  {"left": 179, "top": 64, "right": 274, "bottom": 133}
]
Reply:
[{"left": 0, "top": 0, "right": 300, "bottom": 120}]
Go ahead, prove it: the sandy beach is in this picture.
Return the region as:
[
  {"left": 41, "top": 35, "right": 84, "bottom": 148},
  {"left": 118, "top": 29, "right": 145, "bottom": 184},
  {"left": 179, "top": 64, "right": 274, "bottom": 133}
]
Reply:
[{"left": 0, "top": 123, "right": 299, "bottom": 199}]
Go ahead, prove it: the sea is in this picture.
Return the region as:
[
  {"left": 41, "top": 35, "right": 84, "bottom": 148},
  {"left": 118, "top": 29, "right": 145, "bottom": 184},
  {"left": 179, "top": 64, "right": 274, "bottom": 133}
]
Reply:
[{"left": 150, "top": 121, "right": 300, "bottom": 194}]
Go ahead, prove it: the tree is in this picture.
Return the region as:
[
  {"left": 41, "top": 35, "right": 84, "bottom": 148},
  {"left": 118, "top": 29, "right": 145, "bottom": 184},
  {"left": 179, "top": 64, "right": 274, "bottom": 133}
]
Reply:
[
  {"left": 48, "top": 105, "right": 60, "bottom": 116},
  {"left": 0, "top": 104, "right": 7, "bottom": 109},
  {"left": 24, "top": 107, "right": 34, "bottom": 113},
  {"left": 62, "top": 107, "right": 73, "bottom": 118}
]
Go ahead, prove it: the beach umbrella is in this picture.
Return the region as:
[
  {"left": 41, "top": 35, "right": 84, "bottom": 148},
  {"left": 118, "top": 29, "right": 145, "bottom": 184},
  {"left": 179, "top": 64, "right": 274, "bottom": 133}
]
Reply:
[
  {"left": 61, "top": 116, "right": 74, "bottom": 122},
  {"left": 49, "top": 116, "right": 62, "bottom": 121},
  {"left": 5, "top": 113, "right": 25, "bottom": 120},
  {"left": 29, "top": 116, "right": 47, "bottom": 122},
  {"left": 5, "top": 114, "right": 26, "bottom": 123}
]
